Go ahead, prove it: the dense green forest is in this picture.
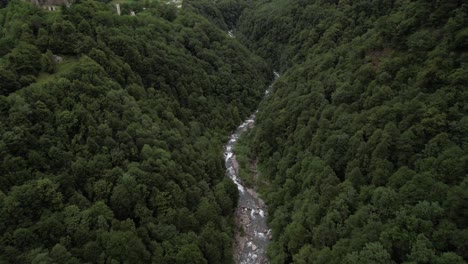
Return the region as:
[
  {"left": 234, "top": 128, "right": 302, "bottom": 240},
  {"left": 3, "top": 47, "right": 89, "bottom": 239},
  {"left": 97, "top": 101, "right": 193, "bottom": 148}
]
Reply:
[
  {"left": 0, "top": 0, "right": 272, "bottom": 263},
  {"left": 223, "top": 0, "right": 468, "bottom": 263},
  {"left": 1, "top": 0, "right": 467, "bottom": 263},
  {"left": 190, "top": 0, "right": 468, "bottom": 263}
]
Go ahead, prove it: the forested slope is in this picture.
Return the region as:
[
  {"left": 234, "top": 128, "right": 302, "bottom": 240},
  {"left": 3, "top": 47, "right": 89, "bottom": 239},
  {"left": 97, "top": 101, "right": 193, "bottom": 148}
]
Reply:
[
  {"left": 231, "top": 0, "right": 467, "bottom": 263},
  {"left": 0, "top": 1, "right": 271, "bottom": 263}
]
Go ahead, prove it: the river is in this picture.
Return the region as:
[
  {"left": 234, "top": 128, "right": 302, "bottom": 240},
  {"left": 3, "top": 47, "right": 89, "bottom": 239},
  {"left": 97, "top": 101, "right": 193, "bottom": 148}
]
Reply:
[{"left": 224, "top": 72, "right": 279, "bottom": 264}]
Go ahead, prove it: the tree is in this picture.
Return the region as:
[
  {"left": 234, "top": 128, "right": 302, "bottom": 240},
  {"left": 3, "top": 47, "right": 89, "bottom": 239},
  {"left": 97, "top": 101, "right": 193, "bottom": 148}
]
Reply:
[
  {"left": 0, "top": 67, "right": 19, "bottom": 95},
  {"left": 175, "top": 244, "right": 207, "bottom": 264},
  {"left": 41, "top": 50, "right": 56, "bottom": 74},
  {"left": 7, "top": 42, "right": 42, "bottom": 75},
  {"left": 345, "top": 242, "right": 395, "bottom": 264},
  {"left": 99, "top": 230, "right": 151, "bottom": 263},
  {"left": 407, "top": 234, "right": 436, "bottom": 263},
  {"left": 49, "top": 243, "right": 79, "bottom": 264}
]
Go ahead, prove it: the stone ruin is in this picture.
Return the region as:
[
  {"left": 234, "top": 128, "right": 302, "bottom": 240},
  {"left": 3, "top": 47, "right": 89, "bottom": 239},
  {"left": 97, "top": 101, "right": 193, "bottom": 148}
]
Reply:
[{"left": 31, "top": 0, "right": 71, "bottom": 11}]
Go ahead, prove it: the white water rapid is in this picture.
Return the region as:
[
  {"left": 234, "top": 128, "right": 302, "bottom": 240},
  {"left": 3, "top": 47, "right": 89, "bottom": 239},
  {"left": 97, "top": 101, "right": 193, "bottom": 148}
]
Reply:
[{"left": 224, "top": 72, "right": 279, "bottom": 264}]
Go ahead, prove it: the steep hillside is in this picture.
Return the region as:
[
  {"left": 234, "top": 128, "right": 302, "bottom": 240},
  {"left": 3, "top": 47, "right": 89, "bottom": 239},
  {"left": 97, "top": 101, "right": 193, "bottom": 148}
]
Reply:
[
  {"left": 233, "top": 0, "right": 468, "bottom": 263},
  {"left": 0, "top": 1, "right": 271, "bottom": 263}
]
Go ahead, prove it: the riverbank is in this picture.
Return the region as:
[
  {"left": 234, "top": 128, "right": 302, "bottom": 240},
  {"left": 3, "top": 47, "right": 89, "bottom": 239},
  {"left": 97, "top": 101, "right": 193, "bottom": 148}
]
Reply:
[
  {"left": 224, "top": 73, "right": 279, "bottom": 264},
  {"left": 224, "top": 115, "right": 271, "bottom": 264}
]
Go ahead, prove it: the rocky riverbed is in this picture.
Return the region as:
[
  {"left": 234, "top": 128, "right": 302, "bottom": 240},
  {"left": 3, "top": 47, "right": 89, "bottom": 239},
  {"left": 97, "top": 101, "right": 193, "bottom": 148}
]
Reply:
[
  {"left": 224, "top": 72, "right": 279, "bottom": 264},
  {"left": 225, "top": 120, "right": 270, "bottom": 264}
]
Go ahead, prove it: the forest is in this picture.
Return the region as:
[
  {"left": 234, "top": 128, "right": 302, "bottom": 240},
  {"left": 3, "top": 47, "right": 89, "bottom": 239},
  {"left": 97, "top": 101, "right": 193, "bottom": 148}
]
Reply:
[
  {"left": 0, "top": 0, "right": 272, "bottom": 263},
  {"left": 222, "top": 0, "right": 467, "bottom": 263},
  {"left": 1, "top": 0, "right": 467, "bottom": 263}
]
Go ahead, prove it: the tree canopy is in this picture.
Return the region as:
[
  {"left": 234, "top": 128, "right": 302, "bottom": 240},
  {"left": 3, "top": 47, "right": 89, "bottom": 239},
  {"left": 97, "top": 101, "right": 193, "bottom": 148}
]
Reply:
[
  {"left": 214, "top": 0, "right": 467, "bottom": 263},
  {"left": 0, "top": 0, "right": 271, "bottom": 262}
]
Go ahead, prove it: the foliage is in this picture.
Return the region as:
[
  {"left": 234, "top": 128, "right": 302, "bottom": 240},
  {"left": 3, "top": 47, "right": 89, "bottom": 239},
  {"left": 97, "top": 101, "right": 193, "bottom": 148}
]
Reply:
[
  {"left": 230, "top": 0, "right": 468, "bottom": 263},
  {"left": 0, "top": 0, "right": 271, "bottom": 263}
]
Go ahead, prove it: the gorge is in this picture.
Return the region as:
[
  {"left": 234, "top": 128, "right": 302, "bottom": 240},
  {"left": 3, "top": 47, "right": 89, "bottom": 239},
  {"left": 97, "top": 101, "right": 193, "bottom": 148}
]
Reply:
[{"left": 0, "top": 0, "right": 467, "bottom": 263}]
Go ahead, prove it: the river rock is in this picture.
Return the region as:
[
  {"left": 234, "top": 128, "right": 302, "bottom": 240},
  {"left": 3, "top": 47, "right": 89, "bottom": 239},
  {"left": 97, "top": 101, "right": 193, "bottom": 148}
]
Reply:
[{"left": 225, "top": 78, "right": 278, "bottom": 263}]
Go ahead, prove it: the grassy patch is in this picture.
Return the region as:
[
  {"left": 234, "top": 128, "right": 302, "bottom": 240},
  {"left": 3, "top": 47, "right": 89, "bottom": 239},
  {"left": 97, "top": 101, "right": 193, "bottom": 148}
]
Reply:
[
  {"left": 234, "top": 130, "right": 272, "bottom": 194},
  {"left": 36, "top": 57, "right": 78, "bottom": 85},
  {"left": 239, "top": 225, "right": 246, "bottom": 237},
  {"left": 254, "top": 159, "right": 271, "bottom": 195},
  {"left": 234, "top": 134, "right": 255, "bottom": 188}
]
